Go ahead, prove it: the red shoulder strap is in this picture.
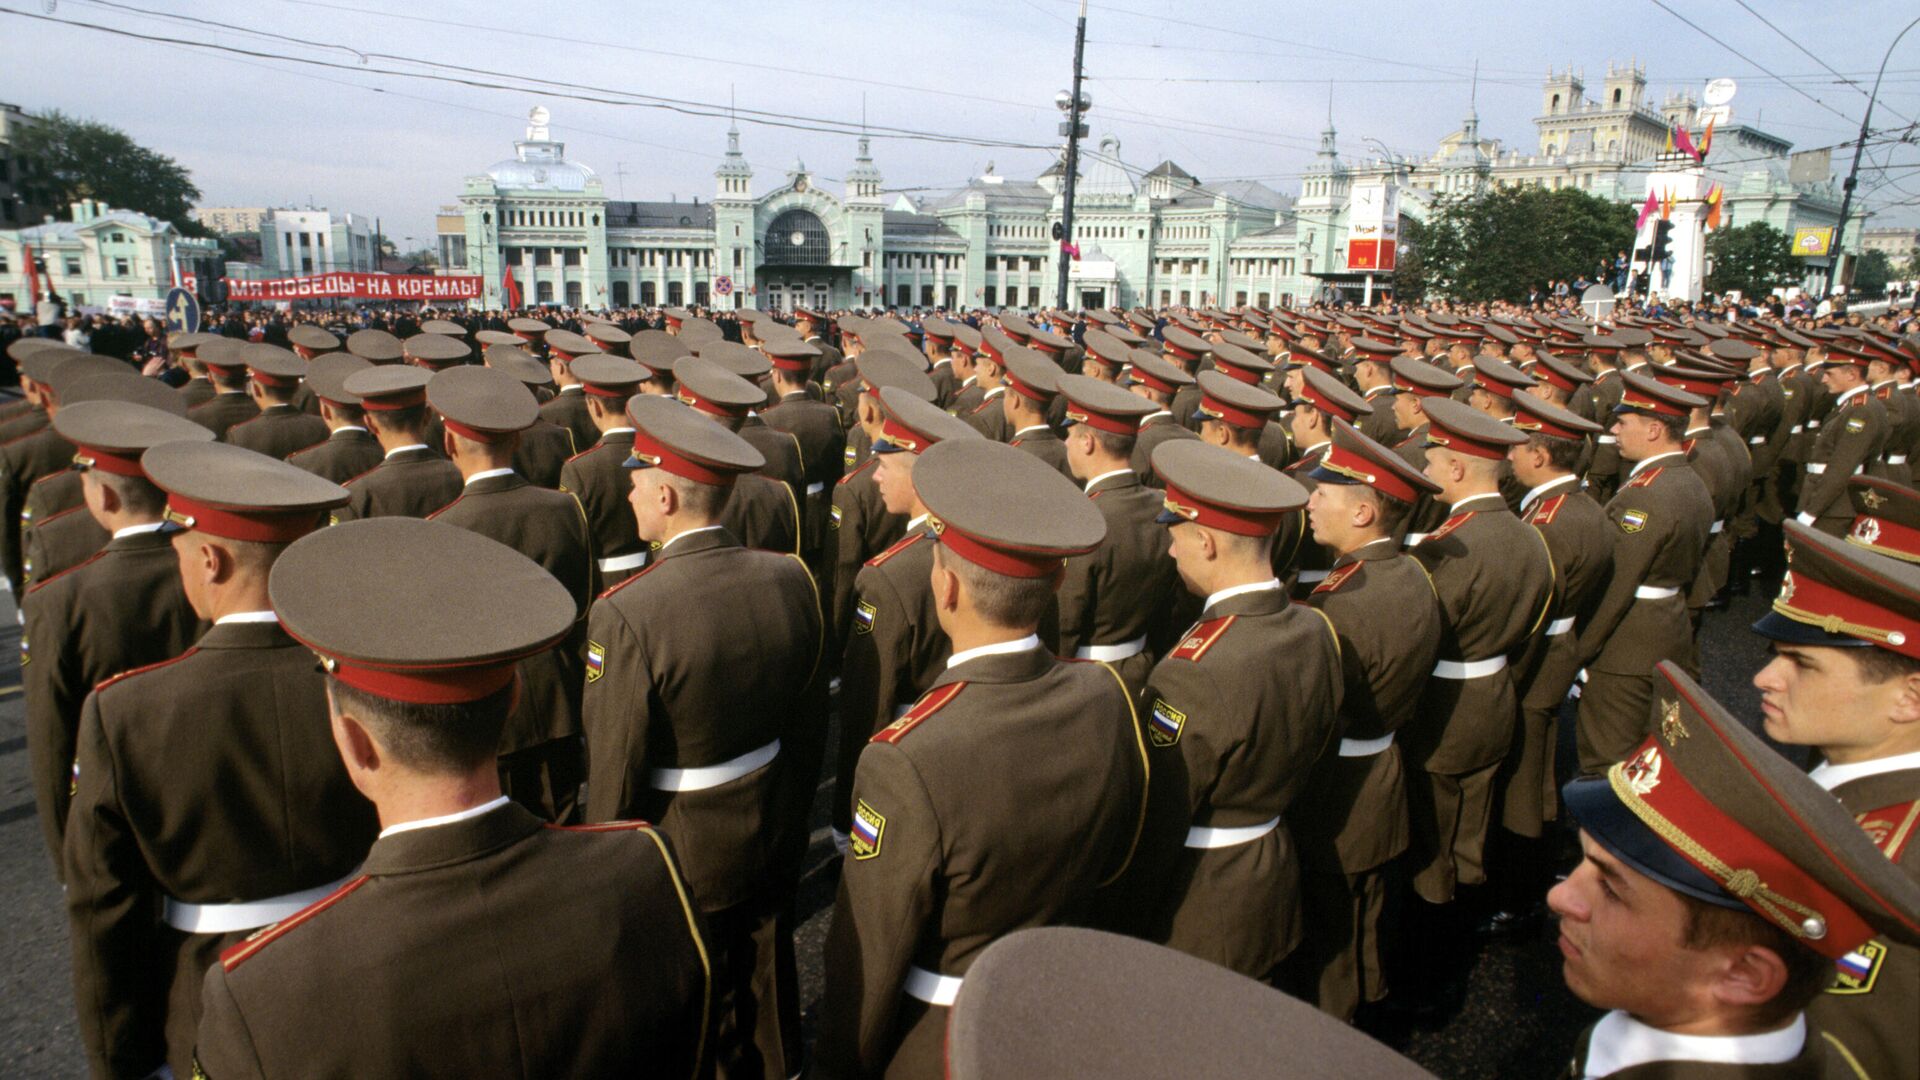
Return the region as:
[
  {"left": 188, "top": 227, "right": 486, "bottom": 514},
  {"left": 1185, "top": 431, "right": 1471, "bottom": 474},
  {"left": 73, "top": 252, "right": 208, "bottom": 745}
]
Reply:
[
  {"left": 873, "top": 681, "right": 966, "bottom": 744},
  {"left": 1170, "top": 615, "right": 1236, "bottom": 661}
]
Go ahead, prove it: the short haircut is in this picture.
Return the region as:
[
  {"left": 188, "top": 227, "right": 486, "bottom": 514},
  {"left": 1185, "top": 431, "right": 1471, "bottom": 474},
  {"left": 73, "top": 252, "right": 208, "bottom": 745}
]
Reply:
[
  {"left": 366, "top": 404, "right": 431, "bottom": 438},
  {"left": 1851, "top": 646, "right": 1920, "bottom": 684},
  {"left": 1530, "top": 431, "right": 1585, "bottom": 473},
  {"left": 210, "top": 367, "right": 249, "bottom": 391},
  {"left": 1087, "top": 427, "right": 1136, "bottom": 458},
  {"left": 1678, "top": 893, "right": 1833, "bottom": 1024},
  {"left": 1648, "top": 412, "right": 1687, "bottom": 444},
  {"left": 933, "top": 540, "right": 1054, "bottom": 630},
  {"left": 222, "top": 536, "right": 293, "bottom": 577},
  {"left": 1354, "top": 485, "right": 1412, "bottom": 534},
  {"left": 328, "top": 675, "right": 509, "bottom": 774},
  {"left": 91, "top": 470, "right": 167, "bottom": 517},
  {"left": 662, "top": 469, "right": 734, "bottom": 520},
  {"left": 252, "top": 379, "right": 296, "bottom": 405},
  {"left": 1213, "top": 527, "right": 1277, "bottom": 565},
  {"left": 325, "top": 400, "right": 366, "bottom": 425}
]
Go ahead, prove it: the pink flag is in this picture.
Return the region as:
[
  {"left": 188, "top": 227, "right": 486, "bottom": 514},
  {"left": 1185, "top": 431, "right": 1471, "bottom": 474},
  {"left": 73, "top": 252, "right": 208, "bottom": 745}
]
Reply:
[
  {"left": 1673, "top": 125, "right": 1703, "bottom": 162},
  {"left": 1636, "top": 189, "right": 1659, "bottom": 231},
  {"left": 1061, "top": 241, "right": 1081, "bottom": 261}
]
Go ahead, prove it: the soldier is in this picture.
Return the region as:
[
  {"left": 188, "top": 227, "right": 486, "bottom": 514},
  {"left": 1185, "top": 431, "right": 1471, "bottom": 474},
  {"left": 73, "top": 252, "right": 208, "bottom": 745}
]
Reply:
[
  {"left": 1581, "top": 335, "right": 1630, "bottom": 503},
  {"left": 424, "top": 366, "right": 597, "bottom": 822},
  {"left": 1289, "top": 419, "right": 1443, "bottom": 1020},
  {"left": 996, "top": 346, "right": 1071, "bottom": 479},
  {"left": 674, "top": 357, "right": 803, "bottom": 556},
  {"left": 958, "top": 330, "right": 1014, "bottom": 443},
  {"left": 1286, "top": 368, "right": 1373, "bottom": 590},
  {"left": 186, "top": 346, "right": 261, "bottom": 440},
  {"left": 1352, "top": 338, "right": 1404, "bottom": 445},
  {"left": 1866, "top": 337, "right": 1918, "bottom": 489},
  {"left": 1079, "top": 328, "right": 1132, "bottom": 386},
  {"left": 583, "top": 394, "right": 823, "bottom": 1080},
  {"left": 920, "top": 317, "right": 959, "bottom": 406},
  {"left": 829, "top": 353, "right": 934, "bottom": 643},
  {"left": 1, "top": 351, "right": 114, "bottom": 591},
  {"left": 331, "top": 366, "right": 462, "bottom": 523},
  {"left": 1554, "top": 663, "right": 1920, "bottom": 1078},
  {"left": 1795, "top": 341, "right": 1887, "bottom": 535},
  {"left": 65, "top": 442, "right": 377, "bottom": 1079},
  {"left": 22, "top": 402, "right": 210, "bottom": 874},
  {"left": 537, "top": 328, "right": 604, "bottom": 452},
  {"left": 1161, "top": 326, "right": 1213, "bottom": 432},
  {"left": 223, "top": 344, "right": 329, "bottom": 460},
  {"left": 1654, "top": 365, "right": 1751, "bottom": 624},
  {"left": 191, "top": 516, "right": 710, "bottom": 1078},
  {"left": 167, "top": 333, "right": 219, "bottom": 408},
  {"left": 1574, "top": 373, "right": 1715, "bottom": 773},
  {"left": 1125, "top": 350, "right": 1201, "bottom": 486},
  {"left": 1749, "top": 521, "right": 1920, "bottom": 1078},
  {"left": 761, "top": 335, "right": 842, "bottom": 568},
  {"left": 797, "top": 306, "right": 843, "bottom": 381},
  {"left": 558, "top": 354, "right": 655, "bottom": 584},
  {"left": 1193, "top": 369, "right": 1286, "bottom": 465},
  {"left": 286, "top": 353, "right": 383, "bottom": 484},
  {"left": 1402, "top": 399, "right": 1552, "bottom": 915},
  {"left": 818, "top": 438, "right": 1142, "bottom": 1080},
  {"left": 833, "top": 389, "right": 982, "bottom": 851},
  {"left": 1111, "top": 438, "right": 1337, "bottom": 980}
]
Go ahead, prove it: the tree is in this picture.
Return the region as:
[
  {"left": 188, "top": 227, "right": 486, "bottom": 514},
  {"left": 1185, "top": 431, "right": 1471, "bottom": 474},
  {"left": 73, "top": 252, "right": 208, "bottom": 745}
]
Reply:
[
  {"left": 1850, "top": 249, "right": 1893, "bottom": 299},
  {"left": 12, "top": 111, "right": 204, "bottom": 234},
  {"left": 1397, "top": 185, "right": 1633, "bottom": 304},
  {"left": 1704, "top": 222, "right": 1801, "bottom": 298}
]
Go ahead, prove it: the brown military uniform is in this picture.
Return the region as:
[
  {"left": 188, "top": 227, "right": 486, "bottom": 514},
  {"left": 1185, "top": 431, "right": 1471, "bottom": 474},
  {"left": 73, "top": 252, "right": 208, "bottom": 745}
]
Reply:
[
  {"left": 223, "top": 405, "right": 328, "bottom": 460},
  {"left": 512, "top": 418, "right": 576, "bottom": 489},
  {"left": 1292, "top": 539, "right": 1442, "bottom": 1018},
  {"left": 1009, "top": 424, "right": 1073, "bottom": 479},
  {"left": 1130, "top": 410, "right": 1200, "bottom": 487},
  {"left": 1798, "top": 385, "right": 1888, "bottom": 535},
  {"left": 429, "top": 473, "right": 597, "bottom": 821},
  {"left": 1055, "top": 470, "right": 1181, "bottom": 694},
  {"left": 1586, "top": 370, "right": 1626, "bottom": 502},
  {"left": 22, "top": 503, "right": 109, "bottom": 587},
  {"left": 1505, "top": 478, "right": 1612, "bottom": 837},
  {"left": 1562, "top": 1015, "right": 1838, "bottom": 1079},
  {"left": 830, "top": 457, "right": 907, "bottom": 643},
  {"left": 1406, "top": 493, "right": 1554, "bottom": 901},
  {"left": 186, "top": 392, "right": 259, "bottom": 440},
  {"left": 285, "top": 426, "right": 383, "bottom": 485},
  {"left": 819, "top": 643, "right": 1146, "bottom": 1079},
  {"left": 763, "top": 390, "right": 848, "bottom": 566},
  {"left": 583, "top": 526, "right": 824, "bottom": 1080},
  {"left": 335, "top": 446, "right": 463, "bottom": 523},
  {"left": 539, "top": 385, "right": 598, "bottom": 451},
  {"left": 962, "top": 386, "right": 1012, "bottom": 442},
  {"left": 0, "top": 425, "right": 77, "bottom": 590},
  {"left": 23, "top": 527, "right": 202, "bottom": 872},
  {"left": 1575, "top": 455, "right": 1714, "bottom": 772},
  {"left": 558, "top": 429, "right": 650, "bottom": 585},
  {"left": 174, "top": 377, "right": 214, "bottom": 409},
  {"left": 193, "top": 804, "right": 711, "bottom": 1080},
  {"left": 722, "top": 471, "right": 800, "bottom": 555},
  {"left": 64, "top": 619, "right": 378, "bottom": 1079},
  {"left": 1359, "top": 386, "right": 1403, "bottom": 445}
]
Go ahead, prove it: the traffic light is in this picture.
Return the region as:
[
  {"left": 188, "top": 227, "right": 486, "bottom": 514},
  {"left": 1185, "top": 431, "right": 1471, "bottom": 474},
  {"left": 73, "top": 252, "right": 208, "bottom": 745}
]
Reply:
[{"left": 1651, "top": 220, "right": 1673, "bottom": 264}]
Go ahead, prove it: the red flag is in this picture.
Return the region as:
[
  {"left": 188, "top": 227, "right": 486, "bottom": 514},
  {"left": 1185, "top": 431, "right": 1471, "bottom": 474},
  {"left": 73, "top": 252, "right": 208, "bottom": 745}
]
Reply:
[
  {"left": 1673, "top": 125, "right": 1703, "bottom": 162},
  {"left": 1636, "top": 190, "right": 1659, "bottom": 231},
  {"left": 23, "top": 244, "right": 40, "bottom": 307},
  {"left": 501, "top": 266, "right": 522, "bottom": 310}
]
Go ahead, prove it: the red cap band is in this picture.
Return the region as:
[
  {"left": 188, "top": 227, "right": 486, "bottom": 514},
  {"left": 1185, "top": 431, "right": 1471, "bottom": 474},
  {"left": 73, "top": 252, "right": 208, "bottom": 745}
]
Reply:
[
  {"left": 581, "top": 382, "right": 633, "bottom": 399},
  {"left": 1774, "top": 566, "right": 1920, "bottom": 659},
  {"left": 630, "top": 427, "right": 738, "bottom": 486},
  {"left": 360, "top": 390, "right": 427, "bottom": 412},
  {"left": 1131, "top": 366, "right": 1181, "bottom": 396},
  {"left": 1300, "top": 383, "right": 1359, "bottom": 423},
  {"left": 248, "top": 369, "right": 302, "bottom": 389},
  {"left": 1006, "top": 370, "right": 1054, "bottom": 405},
  {"left": 929, "top": 515, "right": 1063, "bottom": 578},
  {"left": 877, "top": 412, "right": 930, "bottom": 454},
  {"left": 1850, "top": 513, "right": 1920, "bottom": 563},
  {"left": 1163, "top": 340, "right": 1205, "bottom": 362},
  {"left": 329, "top": 658, "right": 517, "bottom": 706},
  {"left": 1064, "top": 404, "right": 1141, "bottom": 436},
  {"left": 1195, "top": 391, "right": 1270, "bottom": 430},
  {"left": 73, "top": 446, "right": 145, "bottom": 478},
  {"left": 443, "top": 418, "right": 515, "bottom": 444},
  {"left": 676, "top": 387, "right": 747, "bottom": 419},
  {"left": 1620, "top": 383, "right": 1689, "bottom": 417},
  {"left": 767, "top": 353, "right": 811, "bottom": 374},
  {"left": 1319, "top": 441, "right": 1417, "bottom": 503},
  {"left": 1424, "top": 423, "right": 1508, "bottom": 461},
  {"left": 1215, "top": 362, "right": 1262, "bottom": 386},
  {"left": 1159, "top": 481, "right": 1286, "bottom": 537},
  {"left": 164, "top": 496, "right": 326, "bottom": 543}
]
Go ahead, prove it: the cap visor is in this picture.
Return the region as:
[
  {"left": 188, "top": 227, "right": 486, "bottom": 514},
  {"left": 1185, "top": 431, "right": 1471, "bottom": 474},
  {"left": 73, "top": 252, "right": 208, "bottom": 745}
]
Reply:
[
  {"left": 1749, "top": 609, "right": 1876, "bottom": 649},
  {"left": 1154, "top": 507, "right": 1184, "bottom": 526},
  {"left": 1562, "top": 775, "right": 1744, "bottom": 909}
]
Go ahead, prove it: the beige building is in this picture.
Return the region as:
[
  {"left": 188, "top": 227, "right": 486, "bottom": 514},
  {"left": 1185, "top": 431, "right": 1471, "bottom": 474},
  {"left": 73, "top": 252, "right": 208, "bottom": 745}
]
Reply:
[
  {"left": 192, "top": 206, "right": 271, "bottom": 235},
  {"left": 1862, "top": 227, "right": 1919, "bottom": 263}
]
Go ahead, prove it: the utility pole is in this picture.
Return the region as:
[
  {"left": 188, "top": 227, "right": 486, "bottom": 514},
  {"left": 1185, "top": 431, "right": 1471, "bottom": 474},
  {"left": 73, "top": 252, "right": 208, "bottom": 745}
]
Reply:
[
  {"left": 1823, "top": 13, "right": 1920, "bottom": 301},
  {"left": 1054, "top": 0, "right": 1089, "bottom": 311}
]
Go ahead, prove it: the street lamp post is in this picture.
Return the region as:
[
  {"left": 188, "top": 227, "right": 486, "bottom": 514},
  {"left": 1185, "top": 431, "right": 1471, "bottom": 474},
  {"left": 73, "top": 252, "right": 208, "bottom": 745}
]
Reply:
[
  {"left": 1054, "top": 0, "right": 1090, "bottom": 312},
  {"left": 1823, "top": 13, "right": 1920, "bottom": 301}
]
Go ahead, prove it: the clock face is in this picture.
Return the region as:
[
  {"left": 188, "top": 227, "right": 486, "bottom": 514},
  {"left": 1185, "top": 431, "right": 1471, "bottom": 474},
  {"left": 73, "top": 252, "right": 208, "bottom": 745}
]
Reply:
[{"left": 789, "top": 231, "right": 807, "bottom": 247}]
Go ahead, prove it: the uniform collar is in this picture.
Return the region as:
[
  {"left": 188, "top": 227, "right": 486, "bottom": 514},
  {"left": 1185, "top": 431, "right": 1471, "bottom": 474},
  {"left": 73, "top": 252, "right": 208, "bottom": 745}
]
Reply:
[
  {"left": 1629, "top": 450, "right": 1686, "bottom": 478},
  {"left": 1015, "top": 424, "right": 1053, "bottom": 438},
  {"left": 1448, "top": 492, "right": 1506, "bottom": 514},
  {"left": 1809, "top": 748, "right": 1920, "bottom": 791},
  {"left": 658, "top": 524, "right": 730, "bottom": 558},
  {"left": 379, "top": 795, "right": 513, "bottom": 839},
  {"left": 1837, "top": 383, "right": 1869, "bottom": 407},
  {"left": 1580, "top": 1010, "right": 1804, "bottom": 1079},
  {"left": 1522, "top": 474, "right": 1580, "bottom": 512},
  {"left": 907, "top": 512, "right": 931, "bottom": 533},
  {"left": 333, "top": 425, "right": 369, "bottom": 436},
  {"left": 463, "top": 467, "right": 517, "bottom": 486},
  {"left": 947, "top": 633, "right": 1042, "bottom": 670},
  {"left": 1083, "top": 468, "right": 1134, "bottom": 493},
  {"left": 384, "top": 443, "right": 430, "bottom": 459},
  {"left": 1204, "top": 578, "right": 1281, "bottom": 614},
  {"left": 112, "top": 521, "right": 168, "bottom": 540},
  {"left": 214, "top": 610, "right": 279, "bottom": 625}
]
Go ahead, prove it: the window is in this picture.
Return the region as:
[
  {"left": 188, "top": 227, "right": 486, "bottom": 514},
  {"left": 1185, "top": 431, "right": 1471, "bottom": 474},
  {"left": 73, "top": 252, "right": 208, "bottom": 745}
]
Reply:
[
  {"left": 1026, "top": 286, "right": 1039, "bottom": 307},
  {"left": 984, "top": 285, "right": 998, "bottom": 306},
  {"left": 862, "top": 251, "right": 871, "bottom": 268},
  {"left": 667, "top": 281, "right": 684, "bottom": 305},
  {"left": 110, "top": 232, "right": 125, "bottom": 243},
  {"left": 533, "top": 249, "right": 552, "bottom": 266},
  {"left": 536, "top": 280, "right": 554, "bottom": 303},
  {"left": 920, "top": 284, "right": 934, "bottom": 307},
  {"left": 694, "top": 281, "right": 709, "bottom": 306},
  {"left": 0, "top": 255, "right": 8, "bottom": 274},
  {"left": 114, "top": 257, "right": 130, "bottom": 276},
  {"left": 65, "top": 259, "right": 82, "bottom": 276},
  {"left": 896, "top": 284, "right": 912, "bottom": 307},
  {"left": 640, "top": 281, "right": 657, "bottom": 306},
  {"left": 613, "top": 280, "right": 630, "bottom": 306},
  {"left": 563, "top": 249, "right": 582, "bottom": 266},
  {"left": 735, "top": 248, "right": 744, "bottom": 269}
]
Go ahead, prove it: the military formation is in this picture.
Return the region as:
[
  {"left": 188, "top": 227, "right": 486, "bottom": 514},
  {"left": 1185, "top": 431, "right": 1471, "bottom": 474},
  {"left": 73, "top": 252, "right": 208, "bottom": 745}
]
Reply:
[{"left": 6, "top": 299, "right": 1920, "bottom": 1079}]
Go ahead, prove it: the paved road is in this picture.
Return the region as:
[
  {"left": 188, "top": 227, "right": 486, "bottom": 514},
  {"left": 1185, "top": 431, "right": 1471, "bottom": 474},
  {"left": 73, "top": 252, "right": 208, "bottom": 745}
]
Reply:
[{"left": 0, "top": 581, "right": 1780, "bottom": 1079}]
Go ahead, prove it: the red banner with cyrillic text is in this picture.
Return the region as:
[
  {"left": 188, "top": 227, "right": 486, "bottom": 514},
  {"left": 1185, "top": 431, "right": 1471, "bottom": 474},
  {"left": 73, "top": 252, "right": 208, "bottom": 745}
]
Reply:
[{"left": 224, "top": 273, "right": 483, "bottom": 301}]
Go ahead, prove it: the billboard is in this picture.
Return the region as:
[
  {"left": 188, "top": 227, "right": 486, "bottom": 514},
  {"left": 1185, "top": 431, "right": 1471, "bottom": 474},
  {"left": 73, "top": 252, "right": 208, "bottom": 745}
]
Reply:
[
  {"left": 1347, "top": 182, "right": 1399, "bottom": 272},
  {"left": 1792, "top": 228, "right": 1835, "bottom": 258}
]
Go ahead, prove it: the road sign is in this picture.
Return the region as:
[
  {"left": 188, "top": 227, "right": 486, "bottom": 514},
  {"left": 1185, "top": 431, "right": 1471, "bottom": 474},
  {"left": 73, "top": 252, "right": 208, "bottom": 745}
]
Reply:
[
  {"left": 1580, "top": 283, "right": 1616, "bottom": 321},
  {"left": 714, "top": 275, "right": 734, "bottom": 297},
  {"left": 164, "top": 287, "right": 201, "bottom": 335}
]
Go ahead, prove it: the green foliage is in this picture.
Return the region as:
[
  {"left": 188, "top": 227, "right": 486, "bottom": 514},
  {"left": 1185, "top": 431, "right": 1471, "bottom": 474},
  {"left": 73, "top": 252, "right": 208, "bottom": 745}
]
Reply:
[
  {"left": 1396, "top": 185, "right": 1634, "bottom": 304},
  {"left": 12, "top": 110, "right": 204, "bottom": 235},
  {"left": 1850, "top": 249, "right": 1893, "bottom": 299},
  {"left": 1704, "top": 222, "right": 1801, "bottom": 297}
]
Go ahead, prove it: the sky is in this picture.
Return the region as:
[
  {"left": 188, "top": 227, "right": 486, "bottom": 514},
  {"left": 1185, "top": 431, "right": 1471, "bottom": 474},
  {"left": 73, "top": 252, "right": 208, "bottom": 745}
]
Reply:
[{"left": 3, "top": 0, "right": 1918, "bottom": 246}]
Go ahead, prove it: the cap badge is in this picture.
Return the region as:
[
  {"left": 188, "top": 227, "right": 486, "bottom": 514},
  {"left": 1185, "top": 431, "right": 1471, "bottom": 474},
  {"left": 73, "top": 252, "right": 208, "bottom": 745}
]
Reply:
[
  {"left": 1659, "top": 700, "right": 1689, "bottom": 746},
  {"left": 1778, "top": 572, "right": 1797, "bottom": 606},
  {"left": 1852, "top": 517, "right": 1883, "bottom": 545},
  {"left": 1623, "top": 744, "right": 1664, "bottom": 797},
  {"left": 1860, "top": 489, "right": 1888, "bottom": 511}
]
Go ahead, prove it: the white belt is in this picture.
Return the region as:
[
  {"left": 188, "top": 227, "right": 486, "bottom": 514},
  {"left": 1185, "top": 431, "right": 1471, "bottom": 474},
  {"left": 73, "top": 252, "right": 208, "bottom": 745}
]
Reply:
[
  {"left": 1547, "top": 616, "right": 1576, "bottom": 636},
  {"left": 1074, "top": 635, "right": 1148, "bottom": 662},
  {"left": 805, "top": 481, "right": 826, "bottom": 495},
  {"left": 1338, "top": 733, "right": 1394, "bottom": 757},
  {"left": 904, "top": 965, "right": 964, "bottom": 1006},
  {"left": 597, "top": 551, "right": 647, "bottom": 573},
  {"left": 1749, "top": 435, "right": 1767, "bottom": 445},
  {"left": 1432, "top": 656, "right": 1507, "bottom": 680},
  {"left": 1296, "top": 569, "right": 1329, "bottom": 583},
  {"left": 1184, "top": 815, "right": 1281, "bottom": 849},
  {"left": 1791, "top": 424, "right": 1804, "bottom": 434},
  {"left": 1808, "top": 419, "right": 1821, "bottom": 429},
  {"left": 1634, "top": 585, "right": 1679, "bottom": 600},
  {"left": 1710, "top": 519, "right": 1725, "bottom": 534},
  {"left": 1402, "top": 532, "right": 1429, "bottom": 547},
  {"left": 649, "top": 739, "right": 780, "bottom": 792},
  {"left": 163, "top": 873, "right": 357, "bottom": 934},
  {"left": 1806, "top": 462, "right": 1827, "bottom": 475},
  {"left": 1889, "top": 454, "right": 1909, "bottom": 465},
  {"left": 1596, "top": 434, "right": 1617, "bottom": 445}
]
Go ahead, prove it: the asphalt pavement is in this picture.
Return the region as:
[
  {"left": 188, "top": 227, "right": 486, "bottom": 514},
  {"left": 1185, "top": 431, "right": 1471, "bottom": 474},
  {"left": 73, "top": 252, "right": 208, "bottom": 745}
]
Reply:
[{"left": 0, "top": 579, "right": 1782, "bottom": 1079}]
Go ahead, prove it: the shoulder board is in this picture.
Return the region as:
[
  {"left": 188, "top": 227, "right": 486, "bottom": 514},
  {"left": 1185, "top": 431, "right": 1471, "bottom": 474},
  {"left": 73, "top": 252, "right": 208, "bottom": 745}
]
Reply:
[
  {"left": 563, "top": 439, "right": 612, "bottom": 466},
  {"left": 220, "top": 875, "right": 371, "bottom": 972},
  {"left": 1425, "top": 511, "right": 1475, "bottom": 544},
  {"left": 340, "top": 461, "right": 384, "bottom": 488},
  {"left": 1855, "top": 799, "right": 1920, "bottom": 862},
  {"left": 1623, "top": 466, "right": 1663, "bottom": 490},
  {"left": 1312, "top": 562, "right": 1363, "bottom": 595},
  {"left": 545, "top": 819, "right": 657, "bottom": 833},
  {"left": 29, "top": 503, "right": 89, "bottom": 530},
  {"left": 27, "top": 467, "right": 72, "bottom": 490},
  {"left": 1526, "top": 493, "right": 1568, "bottom": 526},
  {"left": 873, "top": 681, "right": 967, "bottom": 744},
  {"left": 1009, "top": 438, "right": 1024, "bottom": 447},
  {"left": 866, "top": 530, "right": 926, "bottom": 567},
  {"left": 597, "top": 556, "right": 664, "bottom": 599},
  {"left": 970, "top": 397, "right": 996, "bottom": 415},
  {"left": 1170, "top": 615, "right": 1237, "bottom": 661},
  {"left": 94, "top": 646, "right": 201, "bottom": 694},
  {"left": 838, "top": 456, "right": 879, "bottom": 485},
  {"left": 285, "top": 439, "right": 324, "bottom": 462},
  {"left": 24, "top": 547, "right": 108, "bottom": 596}
]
